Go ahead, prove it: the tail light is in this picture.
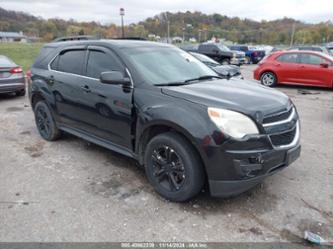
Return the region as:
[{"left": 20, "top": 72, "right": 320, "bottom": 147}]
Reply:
[
  {"left": 253, "top": 51, "right": 258, "bottom": 57},
  {"left": 10, "top": 67, "right": 23, "bottom": 74}
]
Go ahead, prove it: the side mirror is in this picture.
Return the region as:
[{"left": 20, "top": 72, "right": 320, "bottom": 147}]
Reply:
[
  {"left": 100, "top": 71, "right": 131, "bottom": 86},
  {"left": 320, "top": 62, "right": 329, "bottom": 68}
]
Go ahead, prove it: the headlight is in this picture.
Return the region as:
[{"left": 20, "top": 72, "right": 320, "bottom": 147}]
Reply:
[{"left": 208, "top": 108, "right": 259, "bottom": 139}]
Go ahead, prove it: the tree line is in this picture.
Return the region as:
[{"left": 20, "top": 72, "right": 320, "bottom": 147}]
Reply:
[{"left": 0, "top": 7, "right": 332, "bottom": 45}]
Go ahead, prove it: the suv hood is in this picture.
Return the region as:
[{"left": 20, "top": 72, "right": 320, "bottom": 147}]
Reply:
[
  {"left": 213, "top": 65, "right": 240, "bottom": 77},
  {"left": 161, "top": 79, "right": 290, "bottom": 120}
]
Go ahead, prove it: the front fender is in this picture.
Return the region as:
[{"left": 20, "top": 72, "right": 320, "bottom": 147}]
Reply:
[{"left": 136, "top": 102, "right": 221, "bottom": 168}]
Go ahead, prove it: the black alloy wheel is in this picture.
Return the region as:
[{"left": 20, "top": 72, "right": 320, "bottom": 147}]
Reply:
[
  {"left": 151, "top": 145, "right": 186, "bottom": 192},
  {"left": 144, "top": 132, "right": 205, "bottom": 202},
  {"left": 34, "top": 101, "right": 61, "bottom": 141}
]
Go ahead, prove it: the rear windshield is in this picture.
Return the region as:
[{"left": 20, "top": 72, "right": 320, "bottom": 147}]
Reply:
[
  {"left": 0, "top": 56, "right": 16, "bottom": 67},
  {"left": 32, "top": 46, "right": 57, "bottom": 69}
]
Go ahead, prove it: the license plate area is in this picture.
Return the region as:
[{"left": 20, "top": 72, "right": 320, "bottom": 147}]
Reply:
[
  {"left": 0, "top": 72, "right": 10, "bottom": 78},
  {"left": 286, "top": 145, "right": 301, "bottom": 165}
]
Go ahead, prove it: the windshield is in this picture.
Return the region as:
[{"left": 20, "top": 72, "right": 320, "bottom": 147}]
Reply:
[
  {"left": 124, "top": 46, "right": 217, "bottom": 85},
  {"left": 216, "top": 44, "right": 231, "bottom": 52},
  {"left": 190, "top": 52, "right": 220, "bottom": 65}
]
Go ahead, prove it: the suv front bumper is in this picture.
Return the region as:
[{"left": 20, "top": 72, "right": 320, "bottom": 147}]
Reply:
[
  {"left": 208, "top": 144, "right": 301, "bottom": 197},
  {"left": 230, "top": 57, "right": 247, "bottom": 65},
  {"left": 205, "top": 118, "right": 301, "bottom": 197}
]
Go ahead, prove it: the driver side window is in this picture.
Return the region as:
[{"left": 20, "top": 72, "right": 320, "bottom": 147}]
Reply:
[{"left": 86, "top": 50, "right": 122, "bottom": 79}]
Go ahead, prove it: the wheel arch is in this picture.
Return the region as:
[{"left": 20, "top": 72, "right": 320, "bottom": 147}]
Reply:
[
  {"left": 136, "top": 121, "right": 209, "bottom": 185},
  {"left": 31, "top": 91, "right": 46, "bottom": 109}
]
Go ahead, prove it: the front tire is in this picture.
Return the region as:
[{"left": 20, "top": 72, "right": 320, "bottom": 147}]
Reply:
[
  {"left": 260, "top": 72, "right": 277, "bottom": 87},
  {"left": 34, "top": 101, "right": 61, "bottom": 141},
  {"left": 144, "top": 132, "right": 205, "bottom": 202},
  {"left": 222, "top": 59, "right": 230, "bottom": 65}
]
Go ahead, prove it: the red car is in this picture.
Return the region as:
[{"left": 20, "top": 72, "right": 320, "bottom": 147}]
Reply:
[{"left": 254, "top": 50, "right": 333, "bottom": 88}]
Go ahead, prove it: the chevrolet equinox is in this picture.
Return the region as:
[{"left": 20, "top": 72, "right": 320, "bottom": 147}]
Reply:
[{"left": 29, "top": 40, "right": 301, "bottom": 202}]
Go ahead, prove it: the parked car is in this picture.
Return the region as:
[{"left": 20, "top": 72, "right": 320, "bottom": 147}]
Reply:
[
  {"left": 289, "top": 45, "right": 330, "bottom": 55},
  {"left": 29, "top": 40, "right": 301, "bottom": 202},
  {"left": 189, "top": 52, "right": 243, "bottom": 79},
  {"left": 229, "top": 45, "right": 266, "bottom": 64},
  {"left": 228, "top": 49, "right": 247, "bottom": 65},
  {"left": 326, "top": 42, "right": 333, "bottom": 55},
  {"left": 0, "top": 55, "right": 25, "bottom": 96},
  {"left": 183, "top": 42, "right": 237, "bottom": 65},
  {"left": 254, "top": 50, "right": 333, "bottom": 88}
]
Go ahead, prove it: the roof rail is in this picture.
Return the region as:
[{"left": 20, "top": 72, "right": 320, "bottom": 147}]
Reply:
[
  {"left": 113, "top": 37, "right": 147, "bottom": 41},
  {"left": 53, "top": 35, "right": 98, "bottom": 42}
]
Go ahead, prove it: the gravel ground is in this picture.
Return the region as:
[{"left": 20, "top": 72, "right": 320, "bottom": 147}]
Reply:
[{"left": 0, "top": 65, "right": 333, "bottom": 242}]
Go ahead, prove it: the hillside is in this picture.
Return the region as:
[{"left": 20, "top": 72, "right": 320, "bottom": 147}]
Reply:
[{"left": 0, "top": 7, "right": 332, "bottom": 44}]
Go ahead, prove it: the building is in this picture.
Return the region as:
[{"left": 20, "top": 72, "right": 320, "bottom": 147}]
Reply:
[{"left": 0, "top": 31, "right": 27, "bottom": 43}]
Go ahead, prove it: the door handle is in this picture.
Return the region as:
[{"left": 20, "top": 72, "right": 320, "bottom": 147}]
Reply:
[
  {"left": 81, "top": 85, "right": 91, "bottom": 93},
  {"left": 274, "top": 63, "right": 281, "bottom": 67}
]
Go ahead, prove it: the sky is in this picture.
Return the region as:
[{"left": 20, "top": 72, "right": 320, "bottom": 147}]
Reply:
[{"left": 1, "top": 0, "right": 332, "bottom": 25}]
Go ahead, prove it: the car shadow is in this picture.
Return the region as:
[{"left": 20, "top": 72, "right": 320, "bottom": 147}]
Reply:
[
  {"left": 58, "top": 133, "right": 306, "bottom": 242},
  {"left": 0, "top": 93, "right": 18, "bottom": 101},
  {"left": 61, "top": 132, "right": 282, "bottom": 215},
  {"left": 275, "top": 84, "right": 332, "bottom": 93}
]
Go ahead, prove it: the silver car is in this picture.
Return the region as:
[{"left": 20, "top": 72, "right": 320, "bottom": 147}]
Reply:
[{"left": 0, "top": 55, "right": 25, "bottom": 96}]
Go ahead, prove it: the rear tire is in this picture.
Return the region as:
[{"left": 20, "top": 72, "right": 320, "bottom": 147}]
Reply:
[
  {"left": 144, "top": 132, "right": 205, "bottom": 202},
  {"left": 260, "top": 72, "right": 277, "bottom": 87},
  {"left": 34, "top": 101, "right": 61, "bottom": 141},
  {"left": 16, "top": 89, "right": 26, "bottom": 96}
]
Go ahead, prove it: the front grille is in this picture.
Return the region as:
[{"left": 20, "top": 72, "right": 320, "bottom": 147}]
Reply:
[
  {"left": 270, "top": 127, "right": 296, "bottom": 147},
  {"left": 263, "top": 108, "right": 293, "bottom": 124}
]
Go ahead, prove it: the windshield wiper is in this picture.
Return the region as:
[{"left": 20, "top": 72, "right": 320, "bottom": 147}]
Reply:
[
  {"left": 155, "top": 75, "right": 222, "bottom": 87},
  {"left": 184, "top": 75, "right": 222, "bottom": 83},
  {"left": 154, "top": 81, "right": 191, "bottom": 86}
]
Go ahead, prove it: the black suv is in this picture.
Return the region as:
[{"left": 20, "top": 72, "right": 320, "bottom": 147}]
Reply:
[
  {"left": 183, "top": 43, "right": 234, "bottom": 65},
  {"left": 29, "top": 40, "right": 301, "bottom": 202}
]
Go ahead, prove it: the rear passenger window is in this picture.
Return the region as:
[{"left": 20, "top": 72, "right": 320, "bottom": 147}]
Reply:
[
  {"left": 58, "top": 50, "right": 85, "bottom": 75},
  {"left": 33, "top": 46, "right": 56, "bottom": 69},
  {"left": 276, "top": 53, "right": 298, "bottom": 63},
  {"left": 86, "top": 50, "right": 121, "bottom": 79},
  {"left": 50, "top": 56, "right": 59, "bottom": 70},
  {"left": 299, "top": 54, "right": 327, "bottom": 65}
]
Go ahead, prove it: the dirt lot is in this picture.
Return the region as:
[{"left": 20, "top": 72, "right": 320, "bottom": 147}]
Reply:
[{"left": 1, "top": 65, "right": 333, "bottom": 242}]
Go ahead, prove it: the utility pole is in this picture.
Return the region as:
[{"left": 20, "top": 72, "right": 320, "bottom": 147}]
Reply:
[
  {"left": 167, "top": 20, "right": 170, "bottom": 43},
  {"left": 198, "top": 29, "right": 202, "bottom": 43},
  {"left": 204, "top": 28, "right": 207, "bottom": 42},
  {"left": 164, "top": 13, "right": 170, "bottom": 44},
  {"left": 120, "top": 8, "right": 125, "bottom": 38},
  {"left": 290, "top": 22, "right": 296, "bottom": 47}
]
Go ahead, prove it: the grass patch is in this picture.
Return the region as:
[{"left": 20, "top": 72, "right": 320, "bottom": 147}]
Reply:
[{"left": 0, "top": 43, "right": 44, "bottom": 72}]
